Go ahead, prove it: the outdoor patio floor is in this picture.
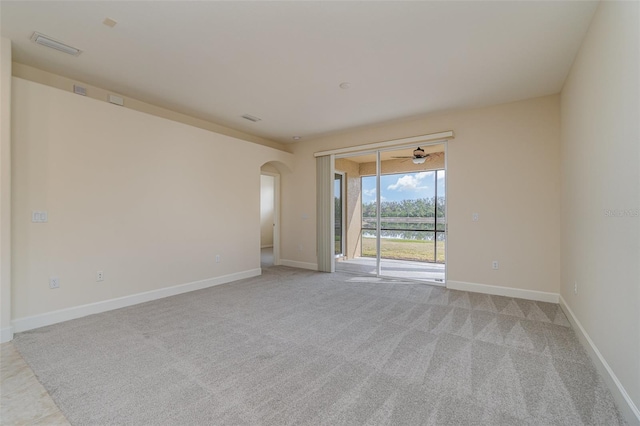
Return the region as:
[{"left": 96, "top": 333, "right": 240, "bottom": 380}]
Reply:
[{"left": 336, "top": 256, "right": 445, "bottom": 283}]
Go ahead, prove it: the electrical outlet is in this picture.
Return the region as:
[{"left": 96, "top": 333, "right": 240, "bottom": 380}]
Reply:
[
  {"left": 492, "top": 261, "right": 499, "bottom": 270},
  {"left": 574, "top": 281, "right": 578, "bottom": 295},
  {"left": 97, "top": 271, "right": 104, "bottom": 282},
  {"left": 215, "top": 255, "right": 221, "bottom": 263},
  {"left": 49, "top": 277, "right": 59, "bottom": 289},
  {"left": 472, "top": 213, "right": 479, "bottom": 222}
]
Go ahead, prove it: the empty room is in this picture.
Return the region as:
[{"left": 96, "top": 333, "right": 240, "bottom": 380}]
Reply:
[{"left": 0, "top": 1, "right": 638, "bottom": 425}]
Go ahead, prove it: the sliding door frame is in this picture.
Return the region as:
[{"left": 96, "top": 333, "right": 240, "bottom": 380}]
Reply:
[
  {"left": 333, "top": 140, "right": 448, "bottom": 284},
  {"left": 375, "top": 150, "right": 382, "bottom": 276},
  {"left": 334, "top": 171, "right": 346, "bottom": 258}
]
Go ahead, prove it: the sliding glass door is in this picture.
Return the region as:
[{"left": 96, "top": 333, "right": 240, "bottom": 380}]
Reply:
[
  {"left": 376, "top": 168, "right": 445, "bottom": 282},
  {"left": 335, "top": 144, "right": 446, "bottom": 284}
]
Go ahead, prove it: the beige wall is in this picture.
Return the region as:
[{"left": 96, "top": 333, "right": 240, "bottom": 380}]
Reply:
[
  {"left": 12, "top": 63, "right": 288, "bottom": 152},
  {"left": 0, "top": 38, "right": 11, "bottom": 341},
  {"left": 11, "top": 77, "right": 293, "bottom": 320},
  {"left": 284, "top": 95, "right": 561, "bottom": 294},
  {"left": 560, "top": 0, "right": 639, "bottom": 419}
]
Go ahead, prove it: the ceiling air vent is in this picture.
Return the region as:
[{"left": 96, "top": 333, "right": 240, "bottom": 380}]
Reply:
[
  {"left": 31, "top": 32, "right": 81, "bottom": 56},
  {"left": 241, "top": 114, "right": 261, "bottom": 123}
]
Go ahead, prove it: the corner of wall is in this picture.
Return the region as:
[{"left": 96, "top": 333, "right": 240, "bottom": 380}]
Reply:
[
  {"left": 0, "top": 327, "right": 13, "bottom": 343},
  {"left": 558, "top": 1, "right": 640, "bottom": 423},
  {"left": 559, "top": 296, "right": 640, "bottom": 424},
  {"left": 1, "top": 37, "right": 13, "bottom": 342}
]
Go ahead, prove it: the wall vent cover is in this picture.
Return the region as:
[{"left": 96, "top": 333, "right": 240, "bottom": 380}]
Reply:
[
  {"left": 73, "top": 85, "right": 86, "bottom": 96},
  {"left": 31, "top": 32, "right": 81, "bottom": 56}
]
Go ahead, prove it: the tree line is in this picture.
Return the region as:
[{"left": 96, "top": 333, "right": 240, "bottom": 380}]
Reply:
[
  {"left": 362, "top": 197, "right": 445, "bottom": 219},
  {"left": 360, "top": 197, "right": 446, "bottom": 236}
]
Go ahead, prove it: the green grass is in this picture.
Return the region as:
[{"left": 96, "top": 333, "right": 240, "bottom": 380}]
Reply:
[{"left": 361, "top": 238, "right": 445, "bottom": 262}]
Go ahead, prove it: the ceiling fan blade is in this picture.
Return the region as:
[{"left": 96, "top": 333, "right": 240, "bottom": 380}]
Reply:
[{"left": 391, "top": 156, "right": 413, "bottom": 159}]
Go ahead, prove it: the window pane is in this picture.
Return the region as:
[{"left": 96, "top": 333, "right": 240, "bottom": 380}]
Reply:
[
  {"left": 361, "top": 171, "right": 446, "bottom": 263},
  {"left": 436, "top": 231, "right": 446, "bottom": 263}
]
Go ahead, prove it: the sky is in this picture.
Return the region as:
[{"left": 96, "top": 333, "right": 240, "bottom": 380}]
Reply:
[{"left": 361, "top": 170, "right": 445, "bottom": 204}]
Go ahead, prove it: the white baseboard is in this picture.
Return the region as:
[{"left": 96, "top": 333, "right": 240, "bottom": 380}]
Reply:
[
  {"left": 0, "top": 326, "right": 13, "bottom": 343},
  {"left": 280, "top": 259, "right": 318, "bottom": 271},
  {"left": 12, "top": 268, "right": 261, "bottom": 334},
  {"left": 446, "top": 280, "right": 559, "bottom": 303},
  {"left": 559, "top": 296, "right": 640, "bottom": 425}
]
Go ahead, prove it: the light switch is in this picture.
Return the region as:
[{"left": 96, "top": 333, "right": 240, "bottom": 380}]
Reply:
[{"left": 32, "top": 211, "right": 48, "bottom": 223}]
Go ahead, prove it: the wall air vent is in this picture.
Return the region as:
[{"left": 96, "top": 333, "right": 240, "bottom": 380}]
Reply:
[
  {"left": 241, "top": 114, "right": 262, "bottom": 123},
  {"left": 31, "top": 32, "right": 81, "bottom": 56},
  {"left": 108, "top": 94, "right": 124, "bottom": 106},
  {"left": 73, "top": 85, "right": 86, "bottom": 96}
]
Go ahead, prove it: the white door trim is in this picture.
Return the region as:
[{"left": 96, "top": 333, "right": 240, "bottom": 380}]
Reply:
[{"left": 261, "top": 171, "right": 281, "bottom": 266}]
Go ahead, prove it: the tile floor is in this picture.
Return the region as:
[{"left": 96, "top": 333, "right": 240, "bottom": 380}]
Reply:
[{"left": 0, "top": 342, "right": 69, "bottom": 425}]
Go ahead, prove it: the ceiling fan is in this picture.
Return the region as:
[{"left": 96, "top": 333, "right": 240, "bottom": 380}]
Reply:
[{"left": 391, "top": 147, "right": 431, "bottom": 164}]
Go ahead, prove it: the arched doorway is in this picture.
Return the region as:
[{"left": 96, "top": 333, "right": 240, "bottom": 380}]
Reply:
[{"left": 260, "top": 162, "right": 281, "bottom": 267}]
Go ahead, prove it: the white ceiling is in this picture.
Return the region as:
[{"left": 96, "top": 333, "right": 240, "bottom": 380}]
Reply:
[{"left": 1, "top": 1, "right": 598, "bottom": 144}]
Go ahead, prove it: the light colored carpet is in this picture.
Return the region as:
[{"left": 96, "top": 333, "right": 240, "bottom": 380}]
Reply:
[{"left": 14, "top": 266, "right": 625, "bottom": 425}]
